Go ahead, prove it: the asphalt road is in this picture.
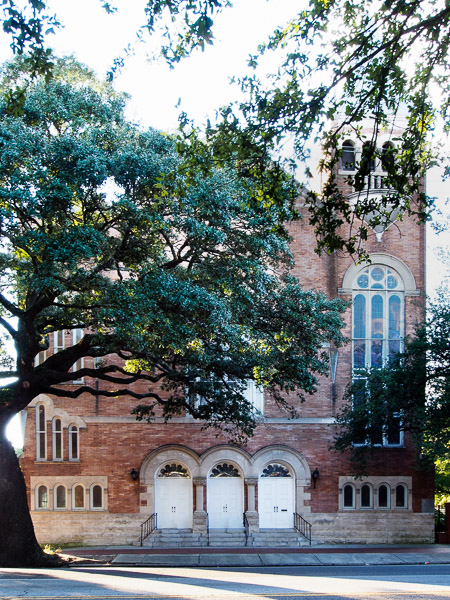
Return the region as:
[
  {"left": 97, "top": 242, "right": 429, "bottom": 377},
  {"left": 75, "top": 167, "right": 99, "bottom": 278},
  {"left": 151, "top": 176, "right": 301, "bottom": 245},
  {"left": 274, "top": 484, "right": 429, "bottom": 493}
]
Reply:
[{"left": 1, "top": 564, "right": 450, "bottom": 599}]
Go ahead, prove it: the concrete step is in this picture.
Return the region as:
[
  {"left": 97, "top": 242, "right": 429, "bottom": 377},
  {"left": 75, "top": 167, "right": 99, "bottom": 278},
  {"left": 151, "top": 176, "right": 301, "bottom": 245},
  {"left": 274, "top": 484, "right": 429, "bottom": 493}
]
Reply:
[
  {"left": 251, "top": 529, "right": 310, "bottom": 547},
  {"left": 142, "top": 527, "right": 310, "bottom": 548}
]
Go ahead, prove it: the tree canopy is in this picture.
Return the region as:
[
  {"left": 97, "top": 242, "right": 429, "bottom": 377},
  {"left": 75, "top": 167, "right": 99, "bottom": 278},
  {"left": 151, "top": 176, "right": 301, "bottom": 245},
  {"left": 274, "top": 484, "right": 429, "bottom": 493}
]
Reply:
[
  {"left": 0, "top": 56, "right": 346, "bottom": 565},
  {"left": 0, "top": 55, "right": 345, "bottom": 437},
  {"left": 1, "top": 0, "right": 448, "bottom": 257}
]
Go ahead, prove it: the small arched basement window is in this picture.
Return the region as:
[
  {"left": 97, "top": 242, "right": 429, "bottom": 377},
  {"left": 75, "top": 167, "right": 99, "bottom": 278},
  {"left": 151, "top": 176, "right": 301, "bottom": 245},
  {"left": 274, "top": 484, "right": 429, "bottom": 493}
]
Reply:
[{"left": 343, "top": 483, "right": 355, "bottom": 508}]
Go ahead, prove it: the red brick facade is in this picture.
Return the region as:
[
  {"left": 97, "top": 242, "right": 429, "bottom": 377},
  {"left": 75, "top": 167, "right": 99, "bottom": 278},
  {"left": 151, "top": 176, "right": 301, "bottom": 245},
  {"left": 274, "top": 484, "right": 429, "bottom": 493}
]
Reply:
[{"left": 20, "top": 131, "right": 435, "bottom": 546}]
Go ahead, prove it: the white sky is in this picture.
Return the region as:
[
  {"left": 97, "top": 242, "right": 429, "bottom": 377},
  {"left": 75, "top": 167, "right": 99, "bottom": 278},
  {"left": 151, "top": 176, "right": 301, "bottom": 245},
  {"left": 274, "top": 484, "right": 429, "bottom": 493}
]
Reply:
[{"left": 3, "top": 0, "right": 449, "bottom": 445}]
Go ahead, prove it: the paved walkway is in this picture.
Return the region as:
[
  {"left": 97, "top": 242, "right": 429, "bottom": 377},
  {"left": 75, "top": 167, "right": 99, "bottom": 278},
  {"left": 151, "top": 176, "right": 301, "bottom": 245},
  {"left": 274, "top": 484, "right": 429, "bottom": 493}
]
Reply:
[{"left": 63, "top": 544, "right": 450, "bottom": 567}]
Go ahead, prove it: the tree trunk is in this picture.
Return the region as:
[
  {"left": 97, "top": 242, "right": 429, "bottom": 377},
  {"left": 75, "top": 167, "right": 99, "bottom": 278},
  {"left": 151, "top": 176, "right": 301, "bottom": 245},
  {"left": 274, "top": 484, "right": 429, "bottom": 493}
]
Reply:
[{"left": 0, "top": 428, "right": 61, "bottom": 567}]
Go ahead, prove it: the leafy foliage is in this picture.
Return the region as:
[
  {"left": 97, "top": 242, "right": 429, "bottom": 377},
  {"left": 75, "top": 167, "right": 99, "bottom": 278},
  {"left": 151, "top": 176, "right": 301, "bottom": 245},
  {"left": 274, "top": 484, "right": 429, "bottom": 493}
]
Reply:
[
  {"left": 334, "top": 293, "right": 450, "bottom": 468},
  {"left": 0, "top": 56, "right": 345, "bottom": 440},
  {"left": 1, "top": 1, "right": 447, "bottom": 257}
]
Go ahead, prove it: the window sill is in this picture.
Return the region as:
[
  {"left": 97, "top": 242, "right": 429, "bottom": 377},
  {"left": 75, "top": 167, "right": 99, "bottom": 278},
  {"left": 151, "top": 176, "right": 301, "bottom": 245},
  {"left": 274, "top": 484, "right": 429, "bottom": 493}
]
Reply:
[{"left": 34, "top": 460, "right": 81, "bottom": 464}]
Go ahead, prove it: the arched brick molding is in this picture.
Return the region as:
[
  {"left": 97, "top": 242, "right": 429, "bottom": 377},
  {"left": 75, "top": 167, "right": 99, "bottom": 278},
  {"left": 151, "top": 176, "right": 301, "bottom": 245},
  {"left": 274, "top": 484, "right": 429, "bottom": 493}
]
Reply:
[
  {"left": 340, "top": 253, "right": 418, "bottom": 296},
  {"left": 199, "top": 445, "right": 252, "bottom": 478},
  {"left": 252, "top": 445, "right": 312, "bottom": 514},
  {"left": 139, "top": 445, "right": 200, "bottom": 517}
]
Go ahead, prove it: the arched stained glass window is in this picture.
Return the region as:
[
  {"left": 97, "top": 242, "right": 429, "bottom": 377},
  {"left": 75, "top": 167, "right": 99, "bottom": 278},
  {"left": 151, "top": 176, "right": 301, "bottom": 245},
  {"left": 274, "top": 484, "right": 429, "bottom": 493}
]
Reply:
[
  {"left": 158, "top": 464, "right": 190, "bottom": 478},
  {"left": 261, "top": 463, "right": 292, "bottom": 477},
  {"left": 352, "top": 265, "right": 404, "bottom": 369},
  {"left": 210, "top": 463, "right": 241, "bottom": 478},
  {"left": 352, "top": 264, "right": 405, "bottom": 447}
]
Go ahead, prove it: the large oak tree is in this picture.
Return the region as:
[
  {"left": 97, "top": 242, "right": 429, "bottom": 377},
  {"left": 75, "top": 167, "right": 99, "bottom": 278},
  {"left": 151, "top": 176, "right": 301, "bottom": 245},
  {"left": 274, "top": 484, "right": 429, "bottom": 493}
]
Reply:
[{"left": 0, "top": 57, "right": 345, "bottom": 566}]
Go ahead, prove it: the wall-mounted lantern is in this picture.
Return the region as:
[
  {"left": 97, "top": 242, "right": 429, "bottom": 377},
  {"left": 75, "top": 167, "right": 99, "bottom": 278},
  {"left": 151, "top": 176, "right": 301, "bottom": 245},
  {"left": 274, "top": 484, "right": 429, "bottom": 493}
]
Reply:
[
  {"left": 130, "top": 468, "right": 139, "bottom": 481},
  {"left": 311, "top": 468, "right": 320, "bottom": 488}
]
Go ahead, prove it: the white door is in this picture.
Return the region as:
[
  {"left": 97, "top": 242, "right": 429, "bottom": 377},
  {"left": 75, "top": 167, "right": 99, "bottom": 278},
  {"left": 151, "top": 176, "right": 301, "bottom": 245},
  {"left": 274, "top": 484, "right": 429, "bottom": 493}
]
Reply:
[
  {"left": 155, "top": 477, "right": 192, "bottom": 529},
  {"left": 259, "top": 477, "right": 295, "bottom": 528},
  {"left": 208, "top": 477, "right": 243, "bottom": 528}
]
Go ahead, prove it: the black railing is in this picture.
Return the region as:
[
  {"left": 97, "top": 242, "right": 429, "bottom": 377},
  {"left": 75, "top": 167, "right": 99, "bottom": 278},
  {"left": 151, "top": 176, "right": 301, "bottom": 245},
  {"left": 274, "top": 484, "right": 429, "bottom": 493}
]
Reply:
[
  {"left": 354, "top": 174, "right": 391, "bottom": 192},
  {"left": 206, "top": 512, "right": 210, "bottom": 547},
  {"left": 294, "top": 512, "right": 312, "bottom": 545},
  {"left": 243, "top": 512, "right": 250, "bottom": 546},
  {"left": 140, "top": 513, "right": 157, "bottom": 546}
]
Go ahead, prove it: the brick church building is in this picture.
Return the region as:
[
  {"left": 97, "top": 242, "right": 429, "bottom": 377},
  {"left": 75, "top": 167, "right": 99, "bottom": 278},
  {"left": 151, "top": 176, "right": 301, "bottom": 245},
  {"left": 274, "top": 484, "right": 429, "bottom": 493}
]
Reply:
[{"left": 19, "top": 129, "right": 435, "bottom": 547}]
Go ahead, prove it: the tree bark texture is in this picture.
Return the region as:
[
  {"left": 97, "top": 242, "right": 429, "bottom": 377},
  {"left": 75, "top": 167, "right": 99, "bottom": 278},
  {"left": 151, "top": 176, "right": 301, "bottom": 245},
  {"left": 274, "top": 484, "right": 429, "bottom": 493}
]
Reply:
[{"left": 0, "top": 429, "right": 60, "bottom": 567}]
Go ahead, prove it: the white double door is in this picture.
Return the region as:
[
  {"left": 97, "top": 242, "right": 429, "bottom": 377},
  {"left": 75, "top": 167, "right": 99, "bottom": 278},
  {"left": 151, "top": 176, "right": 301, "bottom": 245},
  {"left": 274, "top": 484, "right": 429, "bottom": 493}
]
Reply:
[
  {"left": 155, "top": 477, "right": 193, "bottom": 529},
  {"left": 208, "top": 477, "right": 243, "bottom": 528},
  {"left": 259, "top": 477, "right": 295, "bottom": 528}
]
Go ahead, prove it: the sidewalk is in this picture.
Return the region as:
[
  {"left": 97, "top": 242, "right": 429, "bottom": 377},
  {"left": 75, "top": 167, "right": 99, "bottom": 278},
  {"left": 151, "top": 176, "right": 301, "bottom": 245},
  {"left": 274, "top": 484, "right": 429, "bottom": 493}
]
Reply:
[{"left": 63, "top": 544, "right": 450, "bottom": 568}]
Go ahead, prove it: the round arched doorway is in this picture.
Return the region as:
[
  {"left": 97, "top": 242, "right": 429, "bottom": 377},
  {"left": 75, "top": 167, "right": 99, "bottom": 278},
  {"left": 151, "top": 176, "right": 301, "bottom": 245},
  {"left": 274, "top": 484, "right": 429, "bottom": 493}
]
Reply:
[
  {"left": 258, "top": 462, "right": 295, "bottom": 528},
  {"left": 154, "top": 462, "right": 193, "bottom": 529},
  {"left": 207, "top": 463, "right": 244, "bottom": 528}
]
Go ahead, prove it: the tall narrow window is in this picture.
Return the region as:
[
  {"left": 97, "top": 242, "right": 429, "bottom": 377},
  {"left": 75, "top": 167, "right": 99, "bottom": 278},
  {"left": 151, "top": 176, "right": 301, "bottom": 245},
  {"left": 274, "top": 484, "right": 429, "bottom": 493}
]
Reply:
[
  {"left": 54, "top": 330, "right": 65, "bottom": 353},
  {"left": 73, "top": 485, "right": 85, "bottom": 509},
  {"left": 341, "top": 140, "right": 355, "bottom": 171},
  {"left": 52, "top": 418, "right": 63, "bottom": 461},
  {"left": 343, "top": 484, "right": 355, "bottom": 508},
  {"left": 68, "top": 425, "right": 79, "bottom": 461},
  {"left": 55, "top": 485, "right": 66, "bottom": 509},
  {"left": 360, "top": 484, "right": 373, "bottom": 508},
  {"left": 34, "top": 350, "right": 46, "bottom": 366},
  {"left": 71, "top": 328, "right": 84, "bottom": 383},
  {"left": 91, "top": 484, "right": 103, "bottom": 509},
  {"left": 36, "top": 404, "right": 46, "bottom": 460},
  {"left": 378, "top": 484, "right": 390, "bottom": 508},
  {"left": 352, "top": 264, "right": 404, "bottom": 447},
  {"left": 37, "top": 485, "right": 48, "bottom": 509},
  {"left": 395, "top": 484, "right": 407, "bottom": 508},
  {"left": 361, "top": 141, "right": 376, "bottom": 173}
]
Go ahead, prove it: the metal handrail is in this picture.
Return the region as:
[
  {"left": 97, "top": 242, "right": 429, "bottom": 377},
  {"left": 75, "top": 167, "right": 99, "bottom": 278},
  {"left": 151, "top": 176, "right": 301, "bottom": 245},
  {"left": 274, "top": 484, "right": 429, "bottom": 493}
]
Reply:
[
  {"left": 243, "top": 512, "right": 250, "bottom": 546},
  {"left": 206, "top": 512, "right": 210, "bottom": 547},
  {"left": 140, "top": 513, "right": 157, "bottom": 546},
  {"left": 294, "top": 512, "right": 312, "bottom": 545}
]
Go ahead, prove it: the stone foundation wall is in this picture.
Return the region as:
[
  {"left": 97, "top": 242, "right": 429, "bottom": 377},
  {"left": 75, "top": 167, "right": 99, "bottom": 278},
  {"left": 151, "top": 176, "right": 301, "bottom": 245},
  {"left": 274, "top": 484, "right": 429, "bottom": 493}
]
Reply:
[
  {"left": 31, "top": 512, "right": 143, "bottom": 546},
  {"left": 308, "top": 512, "right": 434, "bottom": 544},
  {"left": 31, "top": 511, "right": 434, "bottom": 547}
]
